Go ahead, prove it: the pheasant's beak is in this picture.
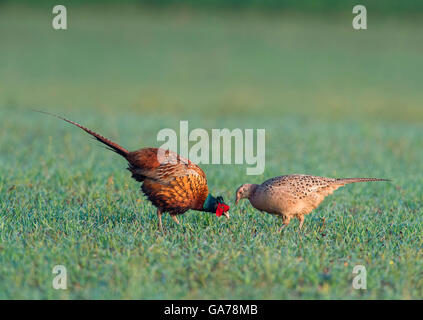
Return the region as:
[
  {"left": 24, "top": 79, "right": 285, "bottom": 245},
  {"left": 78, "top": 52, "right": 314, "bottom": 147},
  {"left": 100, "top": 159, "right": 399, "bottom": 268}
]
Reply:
[{"left": 223, "top": 211, "right": 230, "bottom": 219}]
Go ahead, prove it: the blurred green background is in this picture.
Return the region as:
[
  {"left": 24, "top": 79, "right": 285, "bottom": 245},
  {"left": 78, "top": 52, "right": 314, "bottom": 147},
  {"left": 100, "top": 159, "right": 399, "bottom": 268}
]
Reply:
[
  {"left": 1, "top": 1, "right": 423, "bottom": 121},
  {"left": 0, "top": 1, "right": 422, "bottom": 299}
]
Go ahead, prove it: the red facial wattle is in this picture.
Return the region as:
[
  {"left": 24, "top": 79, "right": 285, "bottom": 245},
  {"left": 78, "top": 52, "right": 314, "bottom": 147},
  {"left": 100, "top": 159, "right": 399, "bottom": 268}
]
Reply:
[{"left": 216, "top": 203, "right": 230, "bottom": 217}]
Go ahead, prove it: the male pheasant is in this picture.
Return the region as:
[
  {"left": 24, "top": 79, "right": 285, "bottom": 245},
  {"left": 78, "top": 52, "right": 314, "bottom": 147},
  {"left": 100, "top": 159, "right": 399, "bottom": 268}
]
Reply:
[
  {"left": 235, "top": 174, "right": 388, "bottom": 231},
  {"left": 42, "top": 112, "right": 230, "bottom": 231}
]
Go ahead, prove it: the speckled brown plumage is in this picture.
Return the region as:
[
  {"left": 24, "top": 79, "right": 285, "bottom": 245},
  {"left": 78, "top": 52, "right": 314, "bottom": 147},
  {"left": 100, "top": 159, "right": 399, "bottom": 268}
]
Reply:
[
  {"left": 41, "top": 112, "right": 229, "bottom": 231},
  {"left": 235, "top": 174, "right": 388, "bottom": 231}
]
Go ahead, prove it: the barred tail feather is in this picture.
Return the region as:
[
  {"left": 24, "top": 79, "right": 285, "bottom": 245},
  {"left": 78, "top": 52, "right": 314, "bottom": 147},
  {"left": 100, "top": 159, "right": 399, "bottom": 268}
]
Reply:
[
  {"left": 336, "top": 178, "right": 390, "bottom": 184},
  {"left": 36, "top": 110, "right": 129, "bottom": 158}
]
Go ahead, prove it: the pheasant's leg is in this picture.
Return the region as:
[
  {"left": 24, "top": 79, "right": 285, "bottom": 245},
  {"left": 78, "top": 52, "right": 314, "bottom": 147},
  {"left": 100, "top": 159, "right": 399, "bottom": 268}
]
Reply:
[
  {"left": 298, "top": 215, "right": 305, "bottom": 230},
  {"left": 278, "top": 224, "right": 287, "bottom": 233},
  {"left": 171, "top": 214, "right": 180, "bottom": 225},
  {"left": 279, "top": 216, "right": 290, "bottom": 232},
  {"left": 157, "top": 209, "right": 163, "bottom": 231}
]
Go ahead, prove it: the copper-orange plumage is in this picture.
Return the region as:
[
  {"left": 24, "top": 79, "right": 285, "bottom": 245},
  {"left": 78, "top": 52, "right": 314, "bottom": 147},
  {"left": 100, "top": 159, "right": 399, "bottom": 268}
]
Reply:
[{"left": 40, "top": 112, "right": 229, "bottom": 230}]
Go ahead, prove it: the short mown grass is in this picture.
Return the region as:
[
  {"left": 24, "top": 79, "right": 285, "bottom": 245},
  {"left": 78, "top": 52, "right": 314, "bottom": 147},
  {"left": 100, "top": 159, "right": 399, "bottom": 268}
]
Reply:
[{"left": 0, "top": 4, "right": 422, "bottom": 299}]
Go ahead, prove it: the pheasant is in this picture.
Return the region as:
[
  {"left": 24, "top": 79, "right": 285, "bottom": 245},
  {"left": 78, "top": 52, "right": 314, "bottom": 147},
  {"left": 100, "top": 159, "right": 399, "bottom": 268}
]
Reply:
[
  {"left": 41, "top": 112, "right": 230, "bottom": 231},
  {"left": 235, "top": 174, "right": 388, "bottom": 231}
]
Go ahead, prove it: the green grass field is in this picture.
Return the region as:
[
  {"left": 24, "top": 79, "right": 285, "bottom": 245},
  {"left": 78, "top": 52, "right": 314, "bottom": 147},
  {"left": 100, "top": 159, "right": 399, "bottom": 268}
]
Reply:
[{"left": 0, "top": 4, "right": 422, "bottom": 299}]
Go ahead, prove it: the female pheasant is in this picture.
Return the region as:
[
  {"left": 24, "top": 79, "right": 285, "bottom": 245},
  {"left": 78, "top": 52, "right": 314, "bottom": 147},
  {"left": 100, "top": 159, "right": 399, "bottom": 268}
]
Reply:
[
  {"left": 42, "top": 112, "right": 230, "bottom": 231},
  {"left": 235, "top": 174, "right": 388, "bottom": 231}
]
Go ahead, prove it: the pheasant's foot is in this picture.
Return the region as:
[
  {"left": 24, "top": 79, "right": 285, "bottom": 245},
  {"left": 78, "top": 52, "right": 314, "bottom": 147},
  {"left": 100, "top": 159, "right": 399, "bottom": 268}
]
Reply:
[
  {"left": 171, "top": 214, "right": 180, "bottom": 225},
  {"left": 278, "top": 224, "right": 287, "bottom": 233},
  {"left": 157, "top": 209, "right": 163, "bottom": 232}
]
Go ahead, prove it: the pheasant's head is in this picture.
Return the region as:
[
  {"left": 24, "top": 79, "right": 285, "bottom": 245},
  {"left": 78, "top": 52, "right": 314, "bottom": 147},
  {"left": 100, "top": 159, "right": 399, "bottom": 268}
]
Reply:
[
  {"left": 235, "top": 184, "right": 257, "bottom": 205},
  {"left": 203, "top": 195, "right": 230, "bottom": 218}
]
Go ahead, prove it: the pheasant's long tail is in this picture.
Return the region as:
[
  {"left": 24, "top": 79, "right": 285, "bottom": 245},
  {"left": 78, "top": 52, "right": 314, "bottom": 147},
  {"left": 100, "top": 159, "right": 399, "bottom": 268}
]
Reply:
[
  {"left": 336, "top": 177, "right": 390, "bottom": 184},
  {"left": 35, "top": 110, "right": 129, "bottom": 158}
]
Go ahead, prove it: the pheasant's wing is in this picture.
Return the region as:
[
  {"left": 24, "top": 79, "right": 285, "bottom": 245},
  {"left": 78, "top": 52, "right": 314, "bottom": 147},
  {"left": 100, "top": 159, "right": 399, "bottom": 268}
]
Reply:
[
  {"left": 127, "top": 147, "right": 207, "bottom": 184},
  {"left": 265, "top": 175, "right": 341, "bottom": 195}
]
